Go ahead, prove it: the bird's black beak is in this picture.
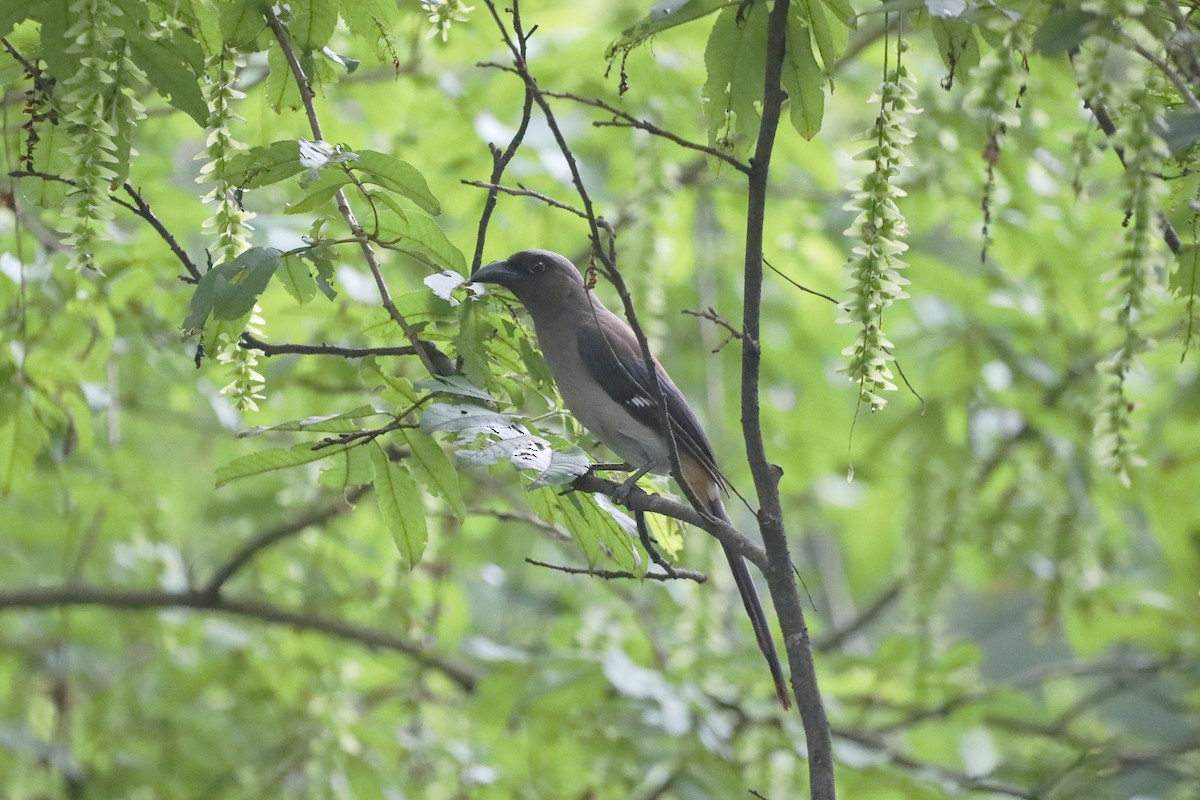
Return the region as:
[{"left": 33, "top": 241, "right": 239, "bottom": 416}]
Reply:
[{"left": 471, "top": 259, "right": 518, "bottom": 288}]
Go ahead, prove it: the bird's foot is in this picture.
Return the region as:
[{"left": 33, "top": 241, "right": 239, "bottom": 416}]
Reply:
[{"left": 611, "top": 475, "right": 638, "bottom": 506}]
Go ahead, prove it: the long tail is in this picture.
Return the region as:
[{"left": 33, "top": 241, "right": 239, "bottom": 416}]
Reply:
[{"left": 712, "top": 497, "right": 791, "bottom": 710}]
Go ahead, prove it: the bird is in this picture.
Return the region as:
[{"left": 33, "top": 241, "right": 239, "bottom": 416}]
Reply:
[{"left": 471, "top": 248, "right": 791, "bottom": 709}]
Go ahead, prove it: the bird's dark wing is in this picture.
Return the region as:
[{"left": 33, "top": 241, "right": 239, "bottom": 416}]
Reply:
[{"left": 575, "top": 317, "right": 721, "bottom": 484}]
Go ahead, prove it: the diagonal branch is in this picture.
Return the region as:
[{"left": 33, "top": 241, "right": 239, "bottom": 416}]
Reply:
[
  {"left": 263, "top": 9, "right": 439, "bottom": 376},
  {"left": 203, "top": 490, "right": 365, "bottom": 597}
]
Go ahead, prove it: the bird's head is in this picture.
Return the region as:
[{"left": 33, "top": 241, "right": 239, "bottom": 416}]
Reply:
[{"left": 471, "top": 250, "right": 585, "bottom": 315}]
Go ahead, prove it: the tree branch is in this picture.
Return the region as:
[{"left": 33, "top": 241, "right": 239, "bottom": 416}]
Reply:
[
  {"left": 541, "top": 90, "right": 751, "bottom": 174},
  {"left": 240, "top": 333, "right": 417, "bottom": 359},
  {"left": 263, "top": 9, "right": 439, "bottom": 376},
  {"left": 525, "top": 558, "right": 706, "bottom": 583},
  {"left": 741, "top": 1, "right": 835, "bottom": 796},
  {"left": 0, "top": 584, "right": 476, "bottom": 690},
  {"left": 203, "top": 490, "right": 365, "bottom": 597}
]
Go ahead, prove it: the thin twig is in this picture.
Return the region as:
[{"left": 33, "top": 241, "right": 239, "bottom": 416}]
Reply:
[
  {"left": 312, "top": 418, "right": 418, "bottom": 450},
  {"left": 9, "top": 169, "right": 202, "bottom": 282},
  {"left": 764, "top": 258, "right": 839, "bottom": 304},
  {"left": 525, "top": 558, "right": 706, "bottom": 583},
  {"left": 0, "top": 584, "right": 476, "bottom": 690},
  {"left": 542, "top": 90, "right": 751, "bottom": 174},
  {"left": 241, "top": 333, "right": 417, "bottom": 359},
  {"left": 470, "top": 40, "right": 536, "bottom": 274},
  {"left": 814, "top": 581, "right": 902, "bottom": 652},
  {"left": 203, "top": 490, "right": 366, "bottom": 597},
  {"left": 462, "top": 180, "right": 589, "bottom": 218}
]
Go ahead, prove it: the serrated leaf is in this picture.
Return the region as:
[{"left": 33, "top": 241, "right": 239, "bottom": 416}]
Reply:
[
  {"left": 128, "top": 33, "right": 208, "bottom": 126},
  {"left": 318, "top": 445, "right": 375, "bottom": 492},
  {"left": 400, "top": 429, "right": 465, "bottom": 519},
  {"left": 300, "top": 245, "right": 337, "bottom": 300},
  {"left": 1032, "top": 11, "right": 1100, "bottom": 54},
  {"left": 188, "top": 0, "right": 224, "bottom": 54},
  {"left": 702, "top": 3, "right": 768, "bottom": 158},
  {"left": 414, "top": 375, "right": 494, "bottom": 401},
  {"left": 352, "top": 150, "right": 441, "bottom": 215},
  {"left": 371, "top": 444, "right": 427, "bottom": 566},
  {"left": 277, "top": 254, "right": 318, "bottom": 304},
  {"left": 221, "top": 140, "right": 306, "bottom": 189},
  {"left": 290, "top": 0, "right": 337, "bottom": 50},
  {"left": 360, "top": 359, "right": 418, "bottom": 403},
  {"left": 782, "top": 18, "right": 824, "bottom": 139},
  {"left": 218, "top": 0, "right": 266, "bottom": 49},
  {"left": 340, "top": 0, "right": 400, "bottom": 62},
  {"left": 215, "top": 441, "right": 348, "bottom": 487},
  {"left": 606, "top": 0, "right": 734, "bottom": 58},
  {"left": 239, "top": 405, "right": 386, "bottom": 437}
]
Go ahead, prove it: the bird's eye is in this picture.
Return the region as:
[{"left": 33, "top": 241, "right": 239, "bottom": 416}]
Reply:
[{"left": 530, "top": 260, "right": 546, "bottom": 275}]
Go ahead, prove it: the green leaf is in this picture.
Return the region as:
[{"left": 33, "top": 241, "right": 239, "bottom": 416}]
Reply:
[
  {"left": 215, "top": 441, "right": 349, "bottom": 487},
  {"left": 339, "top": 0, "right": 400, "bottom": 62},
  {"left": 414, "top": 375, "right": 494, "bottom": 401},
  {"left": 277, "top": 254, "right": 319, "bottom": 304},
  {"left": 1170, "top": 245, "right": 1200, "bottom": 297},
  {"left": 782, "top": 17, "right": 824, "bottom": 139},
  {"left": 266, "top": 43, "right": 301, "bottom": 111},
  {"left": 360, "top": 293, "right": 441, "bottom": 340},
  {"left": 377, "top": 212, "right": 466, "bottom": 274},
  {"left": 799, "top": 0, "right": 848, "bottom": 73},
  {"left": 216, "top": 250, "right": 280, "bottom": 326},
  {"left": 820, "top": 0, "right": 857, "bottom": 27},
  {"left": 318, "top": 445, "right": 375, "bottom": 492},
  {"left": 606, "top": 0, "right": 735, "bottom": 58},
  {"left": 400, "top": 428, "right": 465, "bottom": 519},
  {"left": 221, "top": 140, "right": 306, "bottom": 189},
  {"left": 371, "top": 444, "right": 427, "bottom": 566},
  {"left": 127, "top": 29, "right": 208, "bottom": 126},
  {"left": 0, "top": 397, "right": 48, "bottom": 495},
  {"left": 702, "top": 3, "right": 767, "bottom": 158},
  {"left": 0, "top": 0, "right": 32, "bottom": 37},
  {"left": 1159, "top": 110, "right": 1200, "bottom": 155},
  {"left": 188, "top": 0, "right": 224, "bottom": 54},
  {"left": 931, "top": 19, "right": 981, "bottom": 83},
  {"left": 1032, "top": 12, "right": 1099, "bottom": 54},
  {"left": 289, "top": 0, "right": 337, "bottom": 51},
  {"left": 352, "top": 150, "right": 441, "bottom": 215},
  {"left": 217, "top": 0, "right": 267, "bottom": 50},
  {"left": 239, "top": 405, "right": 386, "bottom": 437},
  {"left": 284, "top": 171, "right": 352, "bottom": 214}
]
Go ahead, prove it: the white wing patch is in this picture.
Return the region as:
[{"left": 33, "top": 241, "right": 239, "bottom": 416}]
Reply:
[{"left": 627, "top": 395, "right": 654, "bottom": 409}]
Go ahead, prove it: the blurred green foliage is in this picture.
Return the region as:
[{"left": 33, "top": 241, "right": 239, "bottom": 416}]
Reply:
[{"left": 1, "top": 1, "right": 1198, "bottom": 798}]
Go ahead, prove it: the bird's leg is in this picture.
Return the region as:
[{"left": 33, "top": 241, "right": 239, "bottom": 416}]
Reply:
[{"left": 612, "top": 462, "right": 655, "bottom": 505}]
